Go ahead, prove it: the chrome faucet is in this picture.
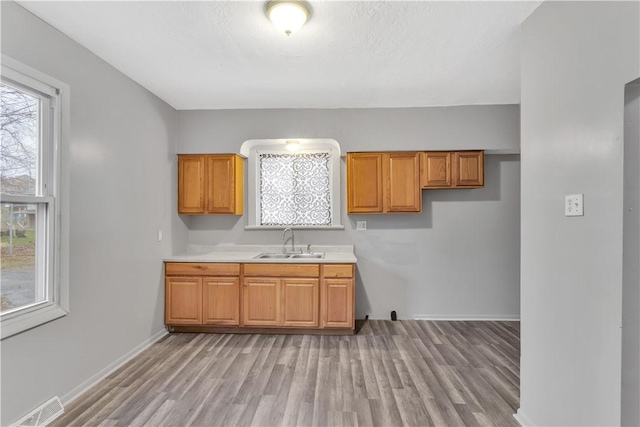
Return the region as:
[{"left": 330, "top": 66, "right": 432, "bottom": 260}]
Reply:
[{"left": 282, "top": 228, "right": 299, "bottom": 254}]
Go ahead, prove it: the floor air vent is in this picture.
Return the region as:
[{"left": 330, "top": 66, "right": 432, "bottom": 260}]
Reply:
[{"left": 13, "top": 397, "right": 64, "bottom": 427}]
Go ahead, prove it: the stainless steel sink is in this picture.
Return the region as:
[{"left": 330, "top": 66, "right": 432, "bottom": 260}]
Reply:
[
  {"left": 290, "top": 253, "right": 324, "bottom": 259},
  {"left": 253, "top": 252, "right": 325, "bottom": 260},
  {"left": 253, "top": 253, "right": 292, "bottom": 259}
]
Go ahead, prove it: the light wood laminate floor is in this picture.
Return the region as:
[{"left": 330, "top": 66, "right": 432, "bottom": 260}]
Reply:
[{"left": 52, "top": 320, "right": 520, "bottom": 427}]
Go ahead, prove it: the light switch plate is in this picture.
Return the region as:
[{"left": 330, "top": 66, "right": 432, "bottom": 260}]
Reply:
[
  {"left": 356, "top": 221, "right": 367, "bottom": 231},
  {"left": 565, "top": 194, "right": 584, "bottom": 216}
]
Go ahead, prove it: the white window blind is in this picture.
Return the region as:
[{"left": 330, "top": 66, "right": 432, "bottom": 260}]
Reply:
[{"left": 259, "top": 152, "right": 331, "bottom": 226}]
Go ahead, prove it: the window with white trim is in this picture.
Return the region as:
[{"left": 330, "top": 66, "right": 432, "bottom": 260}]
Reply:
[
  {"left": 1, "top": 56, "right": 68, "bottom": 339},
  {"left": 244, "top": 139, "right": 343, "bottom": 229}
]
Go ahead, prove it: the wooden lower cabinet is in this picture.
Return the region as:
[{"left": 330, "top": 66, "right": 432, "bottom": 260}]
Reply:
[
  {"left": 203, "top": 277, "right": 239, "bottom": 325},
  {"left": 282, "top": 278, "right": 319, "bottom": 327},
  {"left": 242, "top": 277, "right": 319, "bottom": 328},
  {"left": 165, "top": 262, "right": 240, "bottom": 327},
  {"left": 242, "top": 278, "right": 281, "bottom": 326},
  {"left": 165, "top": 276, "right": 202, "bottom": 325},
  {"left": 165, "top": 262, "right": 355, "bottom": 335},
  {"left": 322, "top": 279, "right": 354, "bottom": 328}
]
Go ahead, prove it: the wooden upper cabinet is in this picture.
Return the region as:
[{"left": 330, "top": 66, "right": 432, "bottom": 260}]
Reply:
[
  {"left": 206, "top": 155, "right": 243, "bottom": 214},
  {"left": 421, "top": 152, "right": 451, "bottom": 188},
  {"left": 178, "top": 155, "right": 206, "bottom": 214},
  {"left": 178, "top": 154, "right": 243, "bottom": 215},
  {"left": 453, "top": 151, "right": 484, "bottom": 187},
  {"left": 386, "top": 153, "right": 421, "bottom": 212},
  {"left": 347, "top": 153, "right": 383, "bottom": 213},
  {"left": 421, "top": 150, "right": 484, "bottom": 189},
  {"left": 347, "top": 152, "right": 421, "bottom": 214}
]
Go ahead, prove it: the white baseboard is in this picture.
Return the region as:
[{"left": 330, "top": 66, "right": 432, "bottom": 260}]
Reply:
[
  {"left": 360, "top": 314, "right": 520, "bottom": 321},
  {"left": 59, "top": 328, "right": 168, "bottom": 406},
  {"left": 413, "top": 314, "right": 520, "bottom": 321},
  {"left": 514, "top": 408, "right": 535, "bottom": 426}
]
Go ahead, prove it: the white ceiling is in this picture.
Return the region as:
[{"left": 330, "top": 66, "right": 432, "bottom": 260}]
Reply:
[{"left": 19, "top": 1, "right": 541, "bottom": 110}]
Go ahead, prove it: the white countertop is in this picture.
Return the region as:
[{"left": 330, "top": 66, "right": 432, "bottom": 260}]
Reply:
[{"left": 164, "top": 244, "right": 357, "bottom": 264}]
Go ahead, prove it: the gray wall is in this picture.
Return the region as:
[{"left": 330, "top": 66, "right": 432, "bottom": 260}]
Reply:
[
  {"left": 0, "top": 3, "right": 187, "bottom": 425},
  {"left": 179, "top": 108, "right": 521, "bottom": 320},
  {"left": 622, "top": 79, "right": 640, "bottom": 426},
  {"left": 178, "top": 106, "right": 520, "bottom": 154},
  {"left": 520, "top": 2, "right": 640, "bottom": 425}
]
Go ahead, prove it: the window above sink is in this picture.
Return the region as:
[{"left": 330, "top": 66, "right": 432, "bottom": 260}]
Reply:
[{"left": 241, "top": 139, "right": 344, "bottom": 230}]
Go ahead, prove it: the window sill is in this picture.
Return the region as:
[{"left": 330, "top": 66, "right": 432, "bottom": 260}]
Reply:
[
  {"left": 244, "top": 225, "right": 345, "bottom": 230},
  {"left": 1, "top": 303, "right": 68, "bottom": 340}
]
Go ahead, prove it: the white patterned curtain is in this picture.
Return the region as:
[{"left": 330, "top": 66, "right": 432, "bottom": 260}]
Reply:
[{"left": 260, "top": 153, "right": 331, "bottom": 226}]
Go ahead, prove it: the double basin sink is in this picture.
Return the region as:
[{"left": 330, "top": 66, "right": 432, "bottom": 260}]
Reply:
[{"left": 253, "top": 252, "right": 324, "bottom": 260}]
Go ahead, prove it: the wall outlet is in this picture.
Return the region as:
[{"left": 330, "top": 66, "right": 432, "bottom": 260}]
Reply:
[
  {"left": 356, "top": 221, "right": 367, "bottom": 231},
  {"left": 565, "top": 194, "right": 584, "bottom": 216},
  {"left": 157, "top": 230, "right": 163, "bottom": 242}
]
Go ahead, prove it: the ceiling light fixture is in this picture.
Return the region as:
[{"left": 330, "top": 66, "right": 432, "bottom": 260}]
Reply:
[
  {"left": 285, "top": 140, "right": 300, "bottom": 151},
  {"left": 266, "top": 1, "right": 311, "bottom": 36}
]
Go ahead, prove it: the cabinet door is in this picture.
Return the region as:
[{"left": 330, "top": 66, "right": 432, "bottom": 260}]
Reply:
[
  {"left": 165, "top": 277, "right": 202, "bottom": 325},
  {"left": 421, "top": 152, "right": 451, "bottom": 188},
  {"left": 282, "top": 278, "right": 319, "bottom": 328},
  {"left": 386, "top": 153, "right": 422, "bottom": 212},
  {"left": 206, "top": 155, "right": 243, "bottom": 215},
  {"left": 347, "top": 153, "right": 383, "bottom": 213},
  {"left": 321, "top": 279, "right": 354, "bottom": 329},
  {"left": 203, "top": 277, "right": 239, "bottom": 325},
  {"left": 453, "top": 151, "right": 484, "bottom": 187},
  {"left": 243, "top": 278, "right": 281, "bottom": 326},
  {"left": 178, "top": 155, "right": 205, "bottom": 214}
]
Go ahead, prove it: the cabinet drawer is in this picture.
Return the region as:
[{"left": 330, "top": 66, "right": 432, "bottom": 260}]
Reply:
[
  {"left": 244, "top": 263, "right": 319, "bottom": 277},
  {"left": 323, "top": 264, "right": 354, "bottom": 278},
  {"left": 165, "top": 262, "right": 240, "bottom": 276}
]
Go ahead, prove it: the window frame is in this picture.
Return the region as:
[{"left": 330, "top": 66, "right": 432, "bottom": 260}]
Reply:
[
  {"left": 244, "top": 139, "right": 344, "bottom": 230},
  {"left": 1, "top": 55, "right": 70, "bottom": 339}
]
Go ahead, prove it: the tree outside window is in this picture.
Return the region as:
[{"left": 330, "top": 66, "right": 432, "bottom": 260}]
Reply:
[
  {"left": 1, "top": 56, "right": 68, "bottom": 339},
  {"left": 1, "top": 83, "right": 40, "bottom": 313}
]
